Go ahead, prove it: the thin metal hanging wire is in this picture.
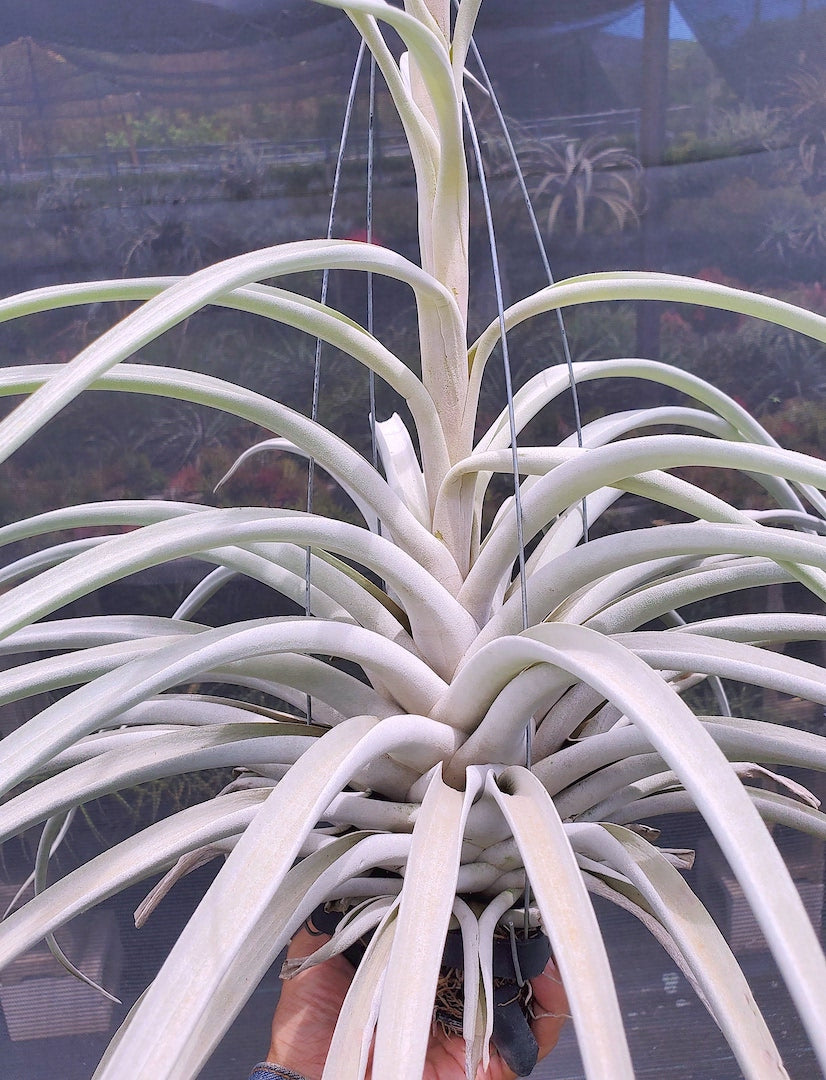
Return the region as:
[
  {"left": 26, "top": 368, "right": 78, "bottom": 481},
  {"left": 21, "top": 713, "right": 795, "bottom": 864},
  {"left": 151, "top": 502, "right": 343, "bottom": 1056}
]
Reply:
[
  {"left": 458, "top": 14, "right": 596, "bottom": 940},
  {"left": 462, "top": 26, "right": 589, "bottom": 540},
  {"left": 463, "top": 98, "right": 529, "bottom": 638},
  {"left": 366, "top": 53, "right": 387, "bottom": 597},
  {"left": 462, "top": 90, "right": 534, "bottom": 936},
  {"left": 304, "top": 39, "right": 367, "bottom": 723},
  {"left": 367, "top": 54, "right": 380, "bottom": 475}
]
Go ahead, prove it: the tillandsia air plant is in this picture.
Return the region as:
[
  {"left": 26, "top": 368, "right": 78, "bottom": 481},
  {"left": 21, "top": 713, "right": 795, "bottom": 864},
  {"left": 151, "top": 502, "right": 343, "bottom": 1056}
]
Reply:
[
  {"left": 500, "top": 129, "right": 641, "bottom": 236},
  {"left": 3, "top": 1, "right": 826, "bottom": 1078}
]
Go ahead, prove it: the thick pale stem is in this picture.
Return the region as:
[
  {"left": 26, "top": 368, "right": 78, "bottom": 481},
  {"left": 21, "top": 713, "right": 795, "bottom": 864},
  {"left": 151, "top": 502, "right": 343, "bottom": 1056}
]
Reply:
[{"left": 406, "top": 0, "right": 471, "bottom": 474}]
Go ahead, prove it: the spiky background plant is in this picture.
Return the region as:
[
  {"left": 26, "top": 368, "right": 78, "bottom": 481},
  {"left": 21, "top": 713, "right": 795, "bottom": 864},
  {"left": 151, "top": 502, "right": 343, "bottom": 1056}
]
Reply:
[
  {"left": 499, "top": 130, "right": 641, "bottom": 236},
  {"left": 2, "top": 1, "right": 826, "bottom": 1078}
]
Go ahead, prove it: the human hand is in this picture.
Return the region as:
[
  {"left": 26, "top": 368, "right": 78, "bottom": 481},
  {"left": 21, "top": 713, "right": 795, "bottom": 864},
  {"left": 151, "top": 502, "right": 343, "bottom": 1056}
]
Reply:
[
  {"left": 418, "top": 960, "right": 567, "bottom": 1080},
  {"left": 266, "top": 925, "right": 357, "bottom": 1080},
  {"left": 266, "top": 924, "right": 568, "bottom": 1080}
]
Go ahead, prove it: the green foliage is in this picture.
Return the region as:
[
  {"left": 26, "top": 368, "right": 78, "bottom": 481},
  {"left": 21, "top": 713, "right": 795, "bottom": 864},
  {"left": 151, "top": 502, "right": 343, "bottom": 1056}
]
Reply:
[
  {"left": 104, "top": 109, "right": 233, "bottom": 150},
  {"left": 669, "top": 103, "right": 786, "bottom": 165}
]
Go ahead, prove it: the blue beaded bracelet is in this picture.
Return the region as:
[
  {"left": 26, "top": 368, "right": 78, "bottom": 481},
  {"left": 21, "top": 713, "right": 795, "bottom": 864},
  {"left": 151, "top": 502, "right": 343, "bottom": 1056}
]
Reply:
[{"left": 248, "top": 1064, "right": 307, "bottom": 1080}]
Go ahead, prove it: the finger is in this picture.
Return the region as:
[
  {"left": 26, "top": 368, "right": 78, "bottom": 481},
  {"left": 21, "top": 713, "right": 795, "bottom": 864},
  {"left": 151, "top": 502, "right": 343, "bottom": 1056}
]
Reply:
[
  {"left": 286, "top": 923, "right": 332, "bottom": 961},
  {"left": 529, "top": 961, "right": 569, "bottom": 1061},
  {"left": 282, "top": 924, "right": 355, "bottom": 992},
  {"left": 487, "top": 1038, "right": 518, "bottom": 1080}
]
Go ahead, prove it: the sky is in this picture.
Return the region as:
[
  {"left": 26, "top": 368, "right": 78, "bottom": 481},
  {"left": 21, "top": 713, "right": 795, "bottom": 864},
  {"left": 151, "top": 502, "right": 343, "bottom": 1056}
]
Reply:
[{"left": 606, "top": 2, "right": 696, "bottom": 40}]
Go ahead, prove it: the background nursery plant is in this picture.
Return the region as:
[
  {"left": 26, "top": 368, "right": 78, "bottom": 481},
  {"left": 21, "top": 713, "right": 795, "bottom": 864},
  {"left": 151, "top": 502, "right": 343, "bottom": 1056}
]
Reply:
[{"left": 2, "top": 1, "right": 826, "bottom": 1078}]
